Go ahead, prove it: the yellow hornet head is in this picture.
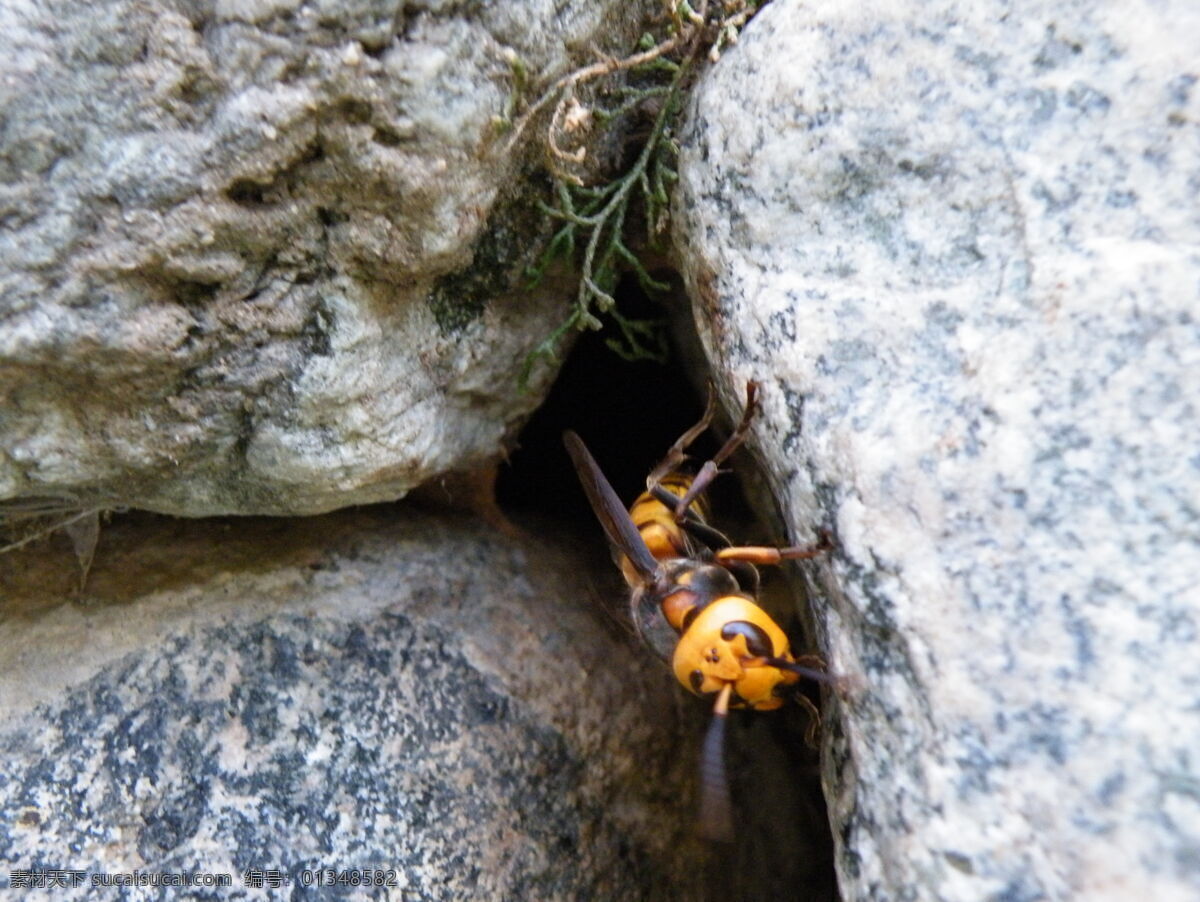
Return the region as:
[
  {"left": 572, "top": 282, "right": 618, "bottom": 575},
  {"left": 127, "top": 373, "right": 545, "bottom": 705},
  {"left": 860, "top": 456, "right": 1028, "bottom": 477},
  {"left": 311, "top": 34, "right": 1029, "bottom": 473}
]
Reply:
[{"left": 671, "top": 596, "right": 799, "bottom": 711}]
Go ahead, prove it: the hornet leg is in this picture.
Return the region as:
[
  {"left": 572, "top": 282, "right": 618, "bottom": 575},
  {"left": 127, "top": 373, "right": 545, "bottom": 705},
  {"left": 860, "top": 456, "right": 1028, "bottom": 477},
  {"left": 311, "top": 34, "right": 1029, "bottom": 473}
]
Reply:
[{"left": 668, "top": 381, "right": 762, "bottom": 522}]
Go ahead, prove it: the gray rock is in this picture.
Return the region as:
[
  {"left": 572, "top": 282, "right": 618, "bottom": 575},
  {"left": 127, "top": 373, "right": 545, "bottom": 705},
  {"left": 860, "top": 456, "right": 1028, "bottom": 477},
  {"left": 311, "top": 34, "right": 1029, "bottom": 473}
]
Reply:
[
  {"left": 0, "top": 0, "right": 653, "bottom": 516},
  {"left": 674, "top": 1, "right": 1200, "bottom": 900},
  {"left": 0, "top": 508, "right": 701, "bottom": 899}
]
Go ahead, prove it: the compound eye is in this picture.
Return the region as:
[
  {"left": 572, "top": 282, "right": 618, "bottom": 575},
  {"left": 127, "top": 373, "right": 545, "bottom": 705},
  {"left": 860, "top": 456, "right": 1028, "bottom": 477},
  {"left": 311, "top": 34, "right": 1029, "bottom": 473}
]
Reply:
[{"left": 720, "top": 620, "right": 774, "bottom": 658}]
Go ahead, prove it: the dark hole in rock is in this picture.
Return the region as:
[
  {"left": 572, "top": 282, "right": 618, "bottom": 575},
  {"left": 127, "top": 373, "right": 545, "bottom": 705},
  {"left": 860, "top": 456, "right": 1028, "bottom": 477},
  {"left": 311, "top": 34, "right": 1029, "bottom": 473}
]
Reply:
[
  {"left": 226, "top": 178, "right": 271, "bottom": 206},
  {"left": 496, "top": 282, "right": 708, "bottom": 522},
  {"left": 497, "top": 272, "right": 839, "bottom": 902}
]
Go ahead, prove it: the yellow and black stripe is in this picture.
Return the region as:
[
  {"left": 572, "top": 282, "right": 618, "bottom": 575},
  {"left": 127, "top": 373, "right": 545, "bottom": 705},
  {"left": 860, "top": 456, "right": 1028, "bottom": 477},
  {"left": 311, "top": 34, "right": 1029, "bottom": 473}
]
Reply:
[{"left": 617, "top": 474, "right": 710, "bottom": 587}]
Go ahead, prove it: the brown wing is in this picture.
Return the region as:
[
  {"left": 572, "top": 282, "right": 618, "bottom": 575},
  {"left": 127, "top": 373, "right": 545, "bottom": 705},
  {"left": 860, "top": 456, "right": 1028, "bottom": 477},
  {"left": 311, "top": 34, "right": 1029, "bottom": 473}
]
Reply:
[
  {"left": 562, "top": 430, "right": 660, "bottom": 585},
  {"left": 699, "top": 688, "right": 734, "bottom": 843}
]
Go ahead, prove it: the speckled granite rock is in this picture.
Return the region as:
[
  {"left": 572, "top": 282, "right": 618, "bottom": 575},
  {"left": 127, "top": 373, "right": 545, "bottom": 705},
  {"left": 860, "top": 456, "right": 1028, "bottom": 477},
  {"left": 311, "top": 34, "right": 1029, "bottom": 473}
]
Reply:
[
  {"left": 0, "top": 509, "right": 700, "bottom": 899},
  {"left": 0, "top": 0, "right": 652, "bottom": 516},
  {"left": 674, "top": 1, "right": 1200, "bottom": 900}
]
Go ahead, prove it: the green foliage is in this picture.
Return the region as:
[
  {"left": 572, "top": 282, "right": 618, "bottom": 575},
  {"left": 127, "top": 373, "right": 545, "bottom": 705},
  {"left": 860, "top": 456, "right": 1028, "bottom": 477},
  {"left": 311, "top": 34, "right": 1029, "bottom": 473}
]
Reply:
[
  {"left": 492, "top": 52, "right": 532, "bottom": 135},
  {"left": 515, "top": 1, "right": 773, "bottom": 387},
  {"left": 520, "top": 49, "right": 689, "bottom": 387}
]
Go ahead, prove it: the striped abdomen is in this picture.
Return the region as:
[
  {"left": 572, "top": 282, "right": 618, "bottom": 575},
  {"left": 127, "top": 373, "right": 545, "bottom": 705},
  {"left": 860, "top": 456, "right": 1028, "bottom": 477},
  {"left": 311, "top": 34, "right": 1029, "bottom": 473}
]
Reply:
[{"left": 617, "top": 473, "right": 708, "bottom": 587}]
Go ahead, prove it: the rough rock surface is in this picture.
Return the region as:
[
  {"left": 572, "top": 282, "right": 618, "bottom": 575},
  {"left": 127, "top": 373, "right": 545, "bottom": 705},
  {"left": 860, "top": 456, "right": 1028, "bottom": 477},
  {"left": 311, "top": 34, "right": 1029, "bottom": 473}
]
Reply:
[
  {"left": 0, "top": 0, "right": 652, "bottom": 516},
  {"left": 0, "top": 508, "right": 700, "bottom": 899},
  {"left": 674, "top": 1, "right": 1200, "bottom": 900}
]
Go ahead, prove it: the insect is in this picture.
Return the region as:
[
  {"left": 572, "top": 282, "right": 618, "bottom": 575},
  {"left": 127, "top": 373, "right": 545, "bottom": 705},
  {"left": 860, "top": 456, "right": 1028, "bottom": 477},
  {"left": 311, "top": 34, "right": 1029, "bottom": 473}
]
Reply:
[{"left": 563, "top": 381, "right": 833, "bottom": 841}]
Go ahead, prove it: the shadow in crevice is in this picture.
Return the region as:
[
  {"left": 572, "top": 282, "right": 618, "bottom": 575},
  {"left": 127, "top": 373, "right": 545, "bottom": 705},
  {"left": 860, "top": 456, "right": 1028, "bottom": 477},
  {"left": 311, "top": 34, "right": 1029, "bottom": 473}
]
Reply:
[{"left": 497, "top": 274, "right": 839, "bottom": 902}]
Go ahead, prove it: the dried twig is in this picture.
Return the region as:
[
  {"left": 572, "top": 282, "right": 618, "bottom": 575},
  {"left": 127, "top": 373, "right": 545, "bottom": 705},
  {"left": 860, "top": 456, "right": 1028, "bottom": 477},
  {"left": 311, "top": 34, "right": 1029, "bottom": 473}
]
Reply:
[
  {"left": 515, "top": 0, "right": 773, "bottom": 385},
  {"left": 502, "top": 0, "right": 710, "bottom": 157}
]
